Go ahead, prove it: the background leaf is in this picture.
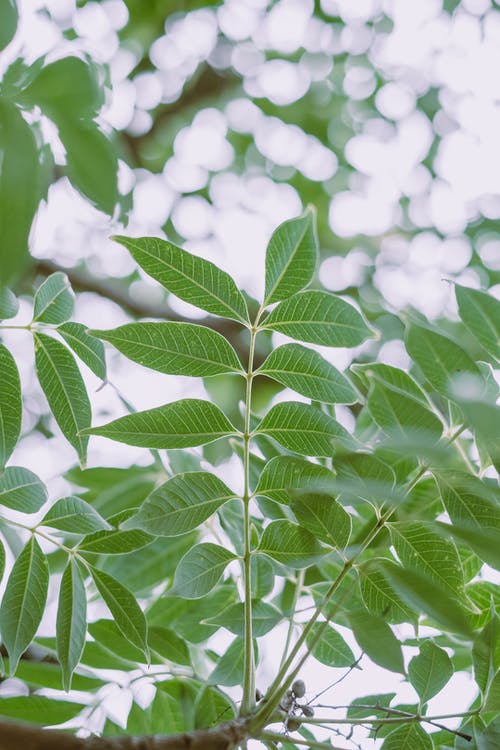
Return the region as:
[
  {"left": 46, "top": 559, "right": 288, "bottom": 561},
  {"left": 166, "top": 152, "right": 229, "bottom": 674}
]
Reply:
[
  {"left": 0, "top": 0, "right": 18, "bottom": 52},
  {"left": 367, "top": 381, "right": 442, "bottom": 444},
  {"left": 347, "top": 608, "right": 405, "bottom": 674},
  {"left": 290, "top": 492, "right": 351, "bottom": 548},
  {"left": 257, "top": 520, "right": 325, "bottom": 568},
  {"left": 0, "top": 696, "right": 85, "bottom": 725},
  {"left": 0, "top": 344, "right": 21, "bottom": 470},
  {"left": 381, "top": 723, "right": 433, "bottom": 750},
  {"left": 33, "top": 272, "right": 74, "bottom": 324},
  {"left": 255, "top": 455, "right": 335, "bottom": 505},
  {"left": 56, "top": 559, "right": 87, "bottom": 691},
  {"left": 456, "top": 284, "right": 500, "bottom": 361},
  {"left": 408, "top": 640, "right": 453, "bottom": 704},
  {"left": 0, "top": 287, "right": 19, "bottom": 319},
  {"left": 172, "top": 543, "right": 237, "bottom": 599}
]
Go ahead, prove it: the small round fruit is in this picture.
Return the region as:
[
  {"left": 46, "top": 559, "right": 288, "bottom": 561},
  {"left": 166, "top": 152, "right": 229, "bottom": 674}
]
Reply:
[
  {"left": 302, "top": 705, "right": 315, "bottom": 717},
  {"left": 286, "top": 717, "right": 301, "bottom": 732},
  {"left": 292, "top": 679, "right": 306, "bottom": 698}
]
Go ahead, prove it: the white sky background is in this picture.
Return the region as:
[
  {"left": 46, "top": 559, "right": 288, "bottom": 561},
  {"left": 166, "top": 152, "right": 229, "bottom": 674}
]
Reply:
[{"left": 1, "top": 0, "right": 499, "bottom": 746}]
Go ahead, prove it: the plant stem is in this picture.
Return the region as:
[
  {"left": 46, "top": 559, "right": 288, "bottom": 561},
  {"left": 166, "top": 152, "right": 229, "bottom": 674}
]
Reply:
[
  {"left": 279, "top": 569, "right": 304, "bottom": 670},
  {"left": 240, "top": 311, "right": 262, "bottom": 716},
  {"left": 261, "top": 731, "right": 351, "bottom": 750}
]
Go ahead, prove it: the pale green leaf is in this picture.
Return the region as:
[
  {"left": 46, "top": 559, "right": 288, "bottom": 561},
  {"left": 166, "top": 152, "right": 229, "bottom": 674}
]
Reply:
[
  {"left": 347, "top": 608, "right": 405, "bottom": 674},
  {"left": 257, "top": 519, "right": 325, "bottom": 568},
  {"left": 194, "top": 686, "right": 235, "bottom": 729},
  {"left": 57, "top": 322, "right": 106, "bottom": 380},
  {"left": 0, "top": 538, "right": 49, "bottom": 673},
  {"left": 0, "top": 466, "right": 47, "bottom": 513},
  {"left": 41, "top": 496, "right": 111, "bottom": 534},
  {"left": 91, "top": 322, "right": 243, "bottom": 377},
  {"left": 264, "top": 207, "right": 317, "bottom": 305},
  {"left": 351, "top": 362, "right": 430, "bottom": 405},
  {"left": 172, "top": 543, "right": 237, "bottom": 599},
  {"left": 2, "top": 658, "right": 103, "bottom": 692},
  {"left": 124, "top": 471, "right": 237, "bottom": 537},
  {"left": 88, "top": 619, "right": 146, "bottom": 664},
  {"left": 113, "top": 235, "right": 249, "bottom": 324},
  {"left": 256, "top": 401, "right": 355, "bottom": 457},
  {"left": 209, "top": 637, "right": 256, "bottom": 687},
  {"left": 405, "top": 322, "right": 482, "bottom": 398},
  {"left": 255, "top": 455, "right": 335, "bottom": 505},
  {"left": 456, "top": 284, "right": 500, "bottom": 361},
  {"left": 82, "top": 398, "right": 237, "bottom": 449},
  {"left": 257, "top": 343, "right": 357, "bottom": 403},
  {"left": 381, "top": 723, "right": 433, "bottom": 750},
  {"left": 434, "top": 521, "right": 500, "bottom": 571},
  {"left": 0, "top": 344, "right": 21, "bottom": 470},
  {"left": 79, "top": 523, "right": 153, "bottom": 555},
  {"left": 408, "top": 640, "right": 453, "bottom": 704},
  {"left": 90, "top": 566, "right": 148, "bottom": 658},
  {"left": 34, "top": 333, "right": 91, "bottom": 465},
  {"left": 334, "top": 451, "right": 398, "bottom": 507},
  {"left": 389, "top": 521, "right": 464, "bottom": 597},
  {"left": 0, "top": 287, "right": 19, "bottom": 319},
  {"left": 204, "top": 600, "right": 281, "bottom": 637},
  {"left": 33, "top": 272, "right": 74, "bottom": 324},
  {"left": 473, "top": 614, "right": 500, "bottom": 694},
  {"left": 148, "top": 626, "right": 190, "bottom": 666},
  {"left": 306, "top": 623, "right": 355, "bottom": 667},
  {"left": 0, "top": 539, "right": 4, "bottom": 583},
  {"left": 359, "top": 561, "right": 416, "bottom": 624},
  {"left": 290, "top": 492, "right": 351, "bottom": 548},
  {"left": 454, "top": 398, "right": 500, "bottom": 474},
  {"left": 0, "top": 0, "right": 18, "bottom": 51},
  {"left": 56, "top": 558, "right": 87, "bottom": 691},
  {"left": 261, "top": 290, "right": 376, "bottom": 347},
  {"left": 483, "top": 670, "right": 500, "bottom": 725},
  {"left": 367, "top": 381, "right": 442, "bottom": 444},
  {"left": 0, "top": 695, "right": 85, "bottom": 725}
]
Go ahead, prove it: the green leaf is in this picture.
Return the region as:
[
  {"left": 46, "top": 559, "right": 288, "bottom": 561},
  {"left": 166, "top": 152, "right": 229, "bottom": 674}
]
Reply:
[
  {"left": 379, "top": 560, "right": 473, "bottom": 637},
  {"left": 124, "top": 471, "right": 237, "bottom": 537},
  {"left": 255, "top": 455, "right": 335, "bottom": 505},
  {"left": 57, "top": 322, "right": 106, "bottom": 380},
  {"left": 359, "top": 561, "right": 416, "bottom": 624},
  {"left": 56, "top": 558, "right": 87, "bottom": 691},
  {"left": 381, "top": 723, "right": 433, "bottom": 750},
  {"left": 264, "top": 207, "right": 317, "bottom": 305},
  {"left": 91, "top": 322, "right": 243, "bottom": 377},
  {"left": 90, "top": 566, "right": 148, "bottom": 658},
  {"left": 352, "top": 363, "right": 430, "bottom": 406},
  {"left": 194, "top": 686, "right": 235, "bottom": 729},
  {"left": 333, "top": 451, "right": 398, "bottom": 507},
  {"left": 454, "top": 398, "right": 500, "bottom": 474},
  {"left": 0, "top": 0, "right": 18, "bottom": 51},
  {"left": 209, "top": 637, "right": 254, "bottom": 687},
  {"left": 456, "top": 284, "right": 500, "bottom": 361},
  {"left": 0, "top": 696, "right": 85, "bottom": 725},
  {"left": 0, "top": 466, "right": 47, "bottom": 513},
  {"left": 257, "top": 520, "right": 325, "bottom": 568},
  {"left": 408, "top": 640, "right": 453, "bottom": 704},
  {"left": 2, "top": 658, "right": 103, "bottom": 692},
  {"left": 204, "top": 600, "right": 281, "bottom": 638},
  {"left": 0, "top": 98, "right": 39, "bottom": 285},
  {"left": 33, "top": 272, "right": 74, "bottom": 324},
  {"left": 473, "top": 614, "right": 500, "bottom": 694},
  {"left": 148, "top": 626, "right": 190, "bottom": 666},
  {"left": 347, "top": 608, "right": 405, "bottom": 674},
  {"left": 389, "top": 521, "right": 464, "bottom": 598},
  {"left": 257, "top": 344, "right": 357, "bottom": 403},
  {"left": 0, "top": 537, "right": 49, "bottom": 672},
  {"left": 0, "top": 344, "right": 21, "bottom": 470},
  {"left": 0, "top": 539, "right": 4, "bottom": 583},
  {"left": 256, "top": 401, "right": 355, "bottom": 457},
  {"left": 405, "top": 322, "right": 482, "bottom": 398},
  {"left": 88, "top": 619, "right": 146, "bottom": 664},
  {"left": 82, "top": 398, "right": 236, "bottom": 449},
  {"left": 261, "top": 290, "right": 376, "bottom": 347},
  {"left": 20, "top": 56, "right": 103, "bottom": 118},
  {"left": 434, "top": 521, "right": 500, "bottom": 571},
  {"left": 34, "top": 333, "right": 91, "bottom": 465},
  {"left": 290, "top": 492, "right": 351, "bottom": 548},
  {"left": 367, "top": 381, "right": 442, "bottom": 444},
  {"left": 0, "top": 287, "right": 19, "bottom": 319},
  {"left": 306, "top": 623, "right": 356, "bottom": 667},
  {"left": 78, "top": 523, "right": 153, "bottom": 555},
  {"left": 41, "top": 496, "right": 111, "bottom": 534},
  {"left": 173, "top": 543, "right": 237, "bottom": 599},
  {"left": 113, "top": 235, "right": 249, "bottom": 324},
  {"left": 483, "top": 670, "right": 500, "bottom": 725}
]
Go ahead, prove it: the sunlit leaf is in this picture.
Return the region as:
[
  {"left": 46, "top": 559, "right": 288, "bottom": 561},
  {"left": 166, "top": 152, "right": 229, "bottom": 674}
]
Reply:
[
  {"left": 113, "top": 235, "right": 249, "bottom": 324},
  {"left": 456, "top": 284, "right": 500, "bottom": 361},
  {"left": 264, "top": 207, "right": 317, "bottom": 305},
  {"left": 306, "top": 623, "right": 355, "bottom": 667},
  {"left": 290, "top": 492, "right": 351, "bottom": 548},
  {"left": 82, "top": 398, "right": 236, "bottom": 449},
  {"left": 257, "top": 343, "right": 357, "bottom": 403},
  {"left": 255, "top": 455, "right": 335, "bottom": 505},
  {"left": 257, "top": 520, "right": 326, "bottom": 568},
  {"left": 261, "top": 290, "right": 376, "bottom": 347},
  {"left": 57, "top": 322, "right": 106, "bottom": 380},
  {"left": 347, "top": 608, "right": 405, "bottom": 674},
  {"left": 56, "top": 559, "right": 87, "bottom": 692},
  {"left": 41, "top": 496, "right": 111, "bottom": 534},
  {"left": 173, "top": 543, "right": 237, "bottom": 599},
  {"left": 0, "top": 344, "right": 21, "bottom": 470},
  {"left": 0, "top": 538, "right": 49, "bottom": 673},
  {"left": 34, "top": 333, "right": 91, "bottom": 465},
  {"left": 33, "top": 272, "right": 74, "bottom": 324},
  {"left": 408, "top": 640, "right": 453, "bottom": 704}
]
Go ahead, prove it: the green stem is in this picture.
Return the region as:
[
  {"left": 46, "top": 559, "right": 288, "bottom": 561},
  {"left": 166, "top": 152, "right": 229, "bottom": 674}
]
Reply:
[
  {"left": 240, "top": 310, "right": 262, "bottom": 716},
  {"left": 279, "top": 569, "right": 304, "bottom": 670},
  {"left": 261, "top": 732, "right": 349, "bottom": 750}
]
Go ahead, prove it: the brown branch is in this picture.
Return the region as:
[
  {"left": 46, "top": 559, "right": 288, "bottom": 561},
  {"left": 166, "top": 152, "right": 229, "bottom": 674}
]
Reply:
[{"left": 0, "top": 718, "right": 249, "bottom": 750}]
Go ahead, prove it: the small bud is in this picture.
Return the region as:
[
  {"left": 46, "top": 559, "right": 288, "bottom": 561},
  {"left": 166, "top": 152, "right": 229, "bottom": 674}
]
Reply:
[
  {"left": 286, "top": 717, "right": 301, "bottom": 732},
  {"left": 302, "top": 705, "right": 315, "bottom": 717},
  {"left": 292, "top": 679, "right": 306, "bottom": 698}
]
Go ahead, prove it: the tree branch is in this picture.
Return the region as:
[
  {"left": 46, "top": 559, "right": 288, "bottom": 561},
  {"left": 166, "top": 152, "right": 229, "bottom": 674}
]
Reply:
[{"left": 0, "top": 718, "right": 249, "bottom": 750}]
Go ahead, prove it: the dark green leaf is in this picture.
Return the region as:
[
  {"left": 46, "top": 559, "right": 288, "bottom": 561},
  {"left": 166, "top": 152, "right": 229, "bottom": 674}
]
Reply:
[
  {"left": 90, "top": 566, "right": 148, "bottom": 658},
  {"left": 367, "top": 381, "right": 442, "bottom": 444},
  {"left": 0, "top": 466, "right": 47, "bottom": 513},
  {"left": 333, "top": 451, "right": 398, "bottom": 507},
  {"left": 33, "top": 272, "right": 74, "bottom": 324},
  {"left": 88, "top": 619, "right": 146, "bottom": 664},
  {"left": 41, "top": 496, "right": 111, "bottom": 534},
  {"left": 0, "top": 344, "right": 21, "bottom": 470},
  {"left": 113, "top": 235, "right": 249, "bottom": 324},
  {"left": 91, "top": 322, "right": 243, "bottom": 377},
  {"left": 456, "top": 284, "right": 500, "bottom": 361},
  {"left": 359, "top": 561, "right": 416, "bottom": 624},
  {"left": 194, "top": 686, "right": 235, "bottom": 729},
  {"left": 261, "top": 290, "right": 376, "bottom": 347},
  {"left": 257, "top": 520, "right": 325, "bottom": 568},
  {"left": 0, "top": 538, "right": 49, "bottom": 672},
  {"left": 255, "top": 455, "right": 335, "bottom": 505},
  {"left": 264, "top": 207, "right": 317, "bottom": 305},
  {"left": 82, "top": 398, "right": 236, "bottom": 449},
  {"left": 257, "top": 344, "right": 357, "bottom": 403},
  {"left": 20, "top": 56, "right": 103, "bottom": 118},
  {"left": 57, "top": 322, "right": 106, "bottom": 380},
  {"left": 148, "top": 626, "right": 190, "bottom": 666},
  {"left": 204, "top": 600, "right": 281, "bottom": 637},
  {"left": 124, "top": 471, "right": 237, "bottom": 537},
  {"left": 56, "top": 558, "right": 87, "bottom": 691},
  {"left": 306, "top": 623, "right": 355, "bottom": 667},
  {"left": 2, "top": 658, "right": 103, "bottom": 692},
  {"left": 34, "top": 333, "right": 91, "bottom": 465},
  {"left": 256, "top": 401, "right": 355, "bottom": 457},
  {"left": 408, "top": 640, "right": 453, "bottom": 704},
  {"left": 0, "top": 287, "right": 18, "bottom": 319},
  {"left": 0, "top": 696, "right": 85, "bottom": 725},
  {"left": 483, "top": 669, "right": 500, "bottom": 725},
  {"left": 434, "top": 521, "right": 500, "bottom": 571},
  {"left": 173, "top": 543, "right": 237, "bottom": 599},
  {"left": 0, "top": 539, "right": 4, "bottom": 583},
  {"left": 79, "top": 523, "right": 153, "bottom": 555},
  {"left": 290, "top": 492, "right": 351, "bottom": 548},
  {"left": 209, "top": 637, "right": 251, "bottom": 687},
  {"left": 381, "top": 723, "right": 432, "bottom": 750},
  {"left": 347, "top": 608, "right": 405, "bottom": 674},
  {"left": 473, "top": 614, "right": 500, "bottom": 694}
]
